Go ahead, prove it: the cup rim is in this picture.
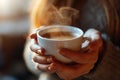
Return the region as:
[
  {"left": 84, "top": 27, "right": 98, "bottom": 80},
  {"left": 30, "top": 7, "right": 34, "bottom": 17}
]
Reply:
[{"left": 36, "top": 25, "right": 84, "bottom": 41}]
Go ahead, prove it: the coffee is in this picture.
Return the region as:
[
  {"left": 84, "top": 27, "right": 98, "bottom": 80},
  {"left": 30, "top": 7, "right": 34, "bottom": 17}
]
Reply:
[{"left": 41, "top": 31, "right": 77, "bottom": 40}]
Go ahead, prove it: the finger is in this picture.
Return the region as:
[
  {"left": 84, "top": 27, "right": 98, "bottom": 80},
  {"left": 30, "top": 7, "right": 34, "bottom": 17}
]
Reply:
[
  {"left": 82, "top": 37, "right": 103, "bottom": 52},
  {"left": 30, "top": 33, "right": 38, "bottom": 43},
  {"left": 53, "top": 62, "right": 94, "bottom": 80},
  {"left": 83, "top": 28, "right": 101, "bottom": 41},
  {"left": 30, "top": 33, "right": 37, "bottom": 39},
  {"left": 74, "top": 63, "right": 94, "bottom": 76},
  {"left": 36, "top": 63, "right": 50, "bottom": 72},
  {"left": 51, "top": 61, "right": 79, "bottom": 74},
  {"left": 30, "top": 44, "right": 45, "bottom": 55},
  {"left": 59, "top": 48, "right": 99, "bottom": 64},
  {"left": 83, "top": 29, "right": 103, "bottom": 49},
  {"left": 33, "top": 55, "right": 54, "bottom": 64},
  {"left": 36, "top": 63, "right": 55, "bottom": 73},
  {"left": 72, "top": 63, "right": 94, "bottom": 79},
  {"left": 87, "top": 38, "right": 103, "bottom": 52},
  {"left": 54, "top": 63, "right": 76, "bottom": 80},
  {"left": 48, "top": 63, "right": 56, "bottom": 73},
  {"left": 51, "top": 61, "right": 74, "bottom": 78}
]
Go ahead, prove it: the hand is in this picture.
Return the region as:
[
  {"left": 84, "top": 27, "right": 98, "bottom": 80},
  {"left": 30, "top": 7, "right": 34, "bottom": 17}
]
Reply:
[
  {"left": 30, "top": 28, "right": 103, "bottom": 80},
  {"left": 30, "top": 32, "right": 56, "bottom": 73}
]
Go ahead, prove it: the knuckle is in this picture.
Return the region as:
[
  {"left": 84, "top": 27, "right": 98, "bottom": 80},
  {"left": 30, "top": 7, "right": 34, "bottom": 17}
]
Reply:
[
  {"left": 30, "top": 44, "right": 34, "bottom": 51},
  {"left": 41, "top": 57, "right": 47, "bottom": 62},
  {"left": 33, "top": 56, "right": 39, "bottom": 62},
  {"left": 33, "top": 56, "right": 37, "bottom": 62},
  {"left": 37, "top": 65, "right": 42, "bottom": 70}
]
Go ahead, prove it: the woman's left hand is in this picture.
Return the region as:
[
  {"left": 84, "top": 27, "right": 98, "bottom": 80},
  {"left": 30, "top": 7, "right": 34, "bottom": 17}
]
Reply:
[{"left": 48, "top": 29, "right": 103, "bottom": 80}]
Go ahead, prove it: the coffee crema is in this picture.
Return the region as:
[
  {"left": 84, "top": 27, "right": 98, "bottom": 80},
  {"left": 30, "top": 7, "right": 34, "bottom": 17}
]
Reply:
[{"left": 41, "top": 31, "right": 77, "bottom": 40}]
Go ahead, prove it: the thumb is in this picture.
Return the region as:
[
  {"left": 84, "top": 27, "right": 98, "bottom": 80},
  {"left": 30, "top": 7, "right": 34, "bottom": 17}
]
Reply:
[{"left": 58, "top": 48, "right": 82, "bottom": 63}]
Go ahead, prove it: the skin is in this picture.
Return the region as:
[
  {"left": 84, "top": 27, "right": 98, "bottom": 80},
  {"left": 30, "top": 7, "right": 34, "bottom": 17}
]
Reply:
[{"left": 30, "top": 29, "right": 103, "bottom": 80}]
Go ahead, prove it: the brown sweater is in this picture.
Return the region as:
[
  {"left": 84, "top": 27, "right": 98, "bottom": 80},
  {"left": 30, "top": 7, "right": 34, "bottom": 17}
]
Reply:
[{"left": 82, "top": 40, "right": 120, "bottom": 80}]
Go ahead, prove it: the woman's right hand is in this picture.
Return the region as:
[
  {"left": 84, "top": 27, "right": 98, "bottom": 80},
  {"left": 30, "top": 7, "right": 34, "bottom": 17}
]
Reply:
[{"left": 30, "top": 33, "right": 56, "bottom": 73}]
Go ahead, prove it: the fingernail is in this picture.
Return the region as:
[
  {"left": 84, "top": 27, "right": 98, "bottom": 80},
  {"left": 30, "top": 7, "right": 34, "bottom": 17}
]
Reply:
[
  {"left": 47, "top": 57, "right": 53, "bottom": 62},
  {"left": 37, "top": 50, "right": 44, "bottom": 55},
  {"left": 48, "top": 63, "right": 55, "bottom": 71},
  {"left": 37, "top": 49, "right": 41, "bottom": 53},
  {"left": 48, "top": 65, "right": 53, "bottom": 71}
]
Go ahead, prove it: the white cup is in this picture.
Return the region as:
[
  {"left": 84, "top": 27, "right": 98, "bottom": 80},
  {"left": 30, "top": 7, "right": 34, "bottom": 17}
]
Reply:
[{"left": 37, "top": 25, "right": 84, "bottom": 63}]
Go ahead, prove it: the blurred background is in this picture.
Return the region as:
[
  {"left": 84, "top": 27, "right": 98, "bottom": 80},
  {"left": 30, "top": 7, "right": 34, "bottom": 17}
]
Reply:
[{"left": 0, "top": 0, "right": 38, "bottom": 80}]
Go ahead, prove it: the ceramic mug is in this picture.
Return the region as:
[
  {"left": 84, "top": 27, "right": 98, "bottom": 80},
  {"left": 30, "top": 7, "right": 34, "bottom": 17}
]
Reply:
[{"left": 37, "top": 25, "right": 85, "bottom": 63}]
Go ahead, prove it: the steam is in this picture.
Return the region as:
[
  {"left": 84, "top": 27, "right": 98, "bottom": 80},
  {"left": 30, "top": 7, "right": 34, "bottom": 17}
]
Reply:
[
  {"left": 44, "top": 5, "right": 79, "bottom": 25},
  {"left": 39, "top": 3, "right": 80, "bottom": 38}
]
